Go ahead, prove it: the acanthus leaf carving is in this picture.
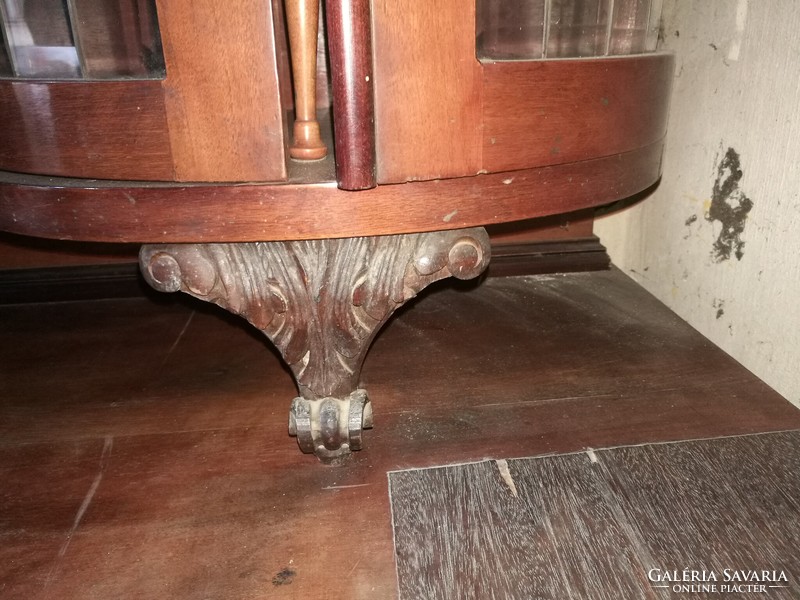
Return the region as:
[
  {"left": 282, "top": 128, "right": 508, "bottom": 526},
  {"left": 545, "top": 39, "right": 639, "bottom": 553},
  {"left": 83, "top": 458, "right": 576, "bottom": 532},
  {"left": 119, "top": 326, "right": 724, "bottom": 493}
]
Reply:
[{"left": 140, "top": 227, "right": 490, "bottom": 460}]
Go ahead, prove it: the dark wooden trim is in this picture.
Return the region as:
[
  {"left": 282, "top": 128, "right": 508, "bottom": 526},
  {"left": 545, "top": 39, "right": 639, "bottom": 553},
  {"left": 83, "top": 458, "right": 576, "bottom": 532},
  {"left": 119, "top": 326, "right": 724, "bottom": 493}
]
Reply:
[
  {"left": 0, "top": 235, "right": 608, "bottom": 303},
  {"left": 0, "top": 262, "right": 146, "bottom": 304},
  {"left": 0, "top": 141, "right": 663, "bottom": 243},
  {"left": 487, "top": 236, "right": 610, "bottom": 277},
  {"left": 325, "top": 0, "right": 377, "bottom": 190}
]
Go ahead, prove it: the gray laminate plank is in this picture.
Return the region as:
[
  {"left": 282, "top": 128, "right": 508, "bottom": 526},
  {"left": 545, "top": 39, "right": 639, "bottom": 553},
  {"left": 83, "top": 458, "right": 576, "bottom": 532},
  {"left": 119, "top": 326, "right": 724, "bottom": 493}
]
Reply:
[
  {"left": 390, "top": 455, "right": 659, "bottom": 600},
  {"left": 599, "top": 432, "right": 800, "bottom": 599},
  {"left": 391, "top": 431, "right": 800, "bottom": 599}
]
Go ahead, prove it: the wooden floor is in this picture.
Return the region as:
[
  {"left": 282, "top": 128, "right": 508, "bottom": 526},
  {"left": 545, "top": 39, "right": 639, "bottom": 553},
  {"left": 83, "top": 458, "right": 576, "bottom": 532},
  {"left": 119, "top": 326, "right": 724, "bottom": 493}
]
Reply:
[
  {"left": 1, "top": 269, "right": 799, "bottom": 599},
  {"left": 390, "top": 432, "right": 800, "bottom": 599}
]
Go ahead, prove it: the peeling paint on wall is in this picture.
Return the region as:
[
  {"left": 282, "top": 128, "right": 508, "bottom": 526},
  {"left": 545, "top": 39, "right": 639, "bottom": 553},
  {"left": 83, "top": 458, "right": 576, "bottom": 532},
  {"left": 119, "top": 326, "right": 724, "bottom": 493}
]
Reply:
[{"left": 707, "top": 147, "right": 753, "bottom": 262}]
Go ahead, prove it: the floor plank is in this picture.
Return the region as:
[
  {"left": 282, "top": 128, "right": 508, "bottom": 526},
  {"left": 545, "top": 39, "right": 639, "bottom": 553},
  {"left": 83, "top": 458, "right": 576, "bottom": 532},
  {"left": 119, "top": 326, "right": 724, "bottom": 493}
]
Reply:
[
  {"left": 1, "top": 270, "right": 799, "bottom": 598},
  {"left": 390, "top": 432, "right": 800, "bottom": 599},
  {"left": 600, "top": 432, "right": 800, "bottom": 599},
  {"left": 390, "top": 456, "right": 660, "bottom": 600}
]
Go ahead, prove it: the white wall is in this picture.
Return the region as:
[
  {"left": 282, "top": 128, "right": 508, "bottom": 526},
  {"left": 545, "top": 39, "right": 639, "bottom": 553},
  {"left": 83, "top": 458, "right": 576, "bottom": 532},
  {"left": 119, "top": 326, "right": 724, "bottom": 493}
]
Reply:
[{"left": 595, "top": 0, "right": 800, "bottom": 406}]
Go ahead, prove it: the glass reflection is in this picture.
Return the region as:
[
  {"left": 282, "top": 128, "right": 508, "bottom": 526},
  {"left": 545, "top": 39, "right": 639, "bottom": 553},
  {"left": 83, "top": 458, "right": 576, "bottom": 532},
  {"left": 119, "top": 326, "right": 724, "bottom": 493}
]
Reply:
[
  {"left": 1, "top": 0, "right": 81, "bottom": 78},
  {"left": 0, "top": 0, "right": 164, "bottom": 79},
  {"left": 477, "top": 0, "right": 662, "bottom": 61}
]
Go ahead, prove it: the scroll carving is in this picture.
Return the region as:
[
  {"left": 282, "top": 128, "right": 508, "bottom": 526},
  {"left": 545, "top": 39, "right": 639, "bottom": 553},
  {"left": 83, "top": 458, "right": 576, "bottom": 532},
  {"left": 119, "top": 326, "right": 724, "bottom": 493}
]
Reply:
[{"left": 140, "top": 228, "right": 490, "bottom": 460}]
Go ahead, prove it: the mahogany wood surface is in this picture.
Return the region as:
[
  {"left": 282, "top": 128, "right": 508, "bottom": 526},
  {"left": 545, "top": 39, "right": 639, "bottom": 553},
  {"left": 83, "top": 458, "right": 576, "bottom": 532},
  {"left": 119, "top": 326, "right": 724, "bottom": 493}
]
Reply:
[
  {"left": 325, "top": 0, "right": 376, "bottom": 190},
  {"left": 482, "top": 54, "right": 674, "bottom": 172},
  {"left": 0, "top": 232, "right": 137, "bottom": 269},
  {"left": 0, "top": 81, "right": 174, "bottom": 180},
  {"left": 1, "top": 270, "right": 798, "bottom": 598},
  {"left": 155, "top": 0, "right": 287, "bottom": 181},
  {"left": 487, "top": 210, "right": 595, "bottom": 243},
  {"left": 0, "top": 141, "right": 663, "bottom": 242},
  {"left": 372, "top": 0, "right": 483, "bottom": 183},
  {"left": 0, "top": 2, "right": 671, "bottom": 187},
  {"left": 371, "top": 0, "right": 673, "bottom": 185}
]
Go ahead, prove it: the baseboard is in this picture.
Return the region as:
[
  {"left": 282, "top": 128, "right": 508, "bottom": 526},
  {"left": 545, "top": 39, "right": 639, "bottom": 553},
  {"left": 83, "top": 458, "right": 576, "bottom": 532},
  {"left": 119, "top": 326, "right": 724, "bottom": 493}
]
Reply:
[
  {"left": 486, "top": 236, "right": 610, "bottom": 278},
  {"left": 0, "top": 237, "right": 609, "bottom": 304},
  {"left": 0, "top": 263, "right": 146, "bottom": 304}
]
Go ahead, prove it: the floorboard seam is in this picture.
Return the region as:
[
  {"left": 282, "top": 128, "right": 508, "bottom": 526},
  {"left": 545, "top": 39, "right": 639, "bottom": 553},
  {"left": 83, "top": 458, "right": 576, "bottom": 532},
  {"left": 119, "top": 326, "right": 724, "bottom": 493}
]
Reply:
[{"left": 385, "top": 427, "right": 800, "bottom": 475}]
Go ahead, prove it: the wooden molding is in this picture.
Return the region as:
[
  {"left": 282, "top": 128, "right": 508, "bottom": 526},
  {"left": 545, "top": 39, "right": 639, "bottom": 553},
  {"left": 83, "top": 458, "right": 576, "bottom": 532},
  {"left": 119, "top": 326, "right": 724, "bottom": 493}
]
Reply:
[
  {"left": 487, "top": 236, "right": 610, "bottom": 278},
  {"left": 0, "top": 235, "right": 608, "bottom": 304},
  {"left": 0, "top": 141, "right": 663, "bottom": 243},
  {"left": 0, "top": 263, "right": 145, "bottom": 304}
]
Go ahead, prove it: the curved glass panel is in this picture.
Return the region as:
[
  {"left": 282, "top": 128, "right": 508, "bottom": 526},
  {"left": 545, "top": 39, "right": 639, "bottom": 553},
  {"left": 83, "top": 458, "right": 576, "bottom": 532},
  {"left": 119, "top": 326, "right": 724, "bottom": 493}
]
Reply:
[
  {"left": 0, "top": 0, "right": 165, "bottom": 79},
  {"left": 477, "top": 0, "right": 662, "bottom": 60}
]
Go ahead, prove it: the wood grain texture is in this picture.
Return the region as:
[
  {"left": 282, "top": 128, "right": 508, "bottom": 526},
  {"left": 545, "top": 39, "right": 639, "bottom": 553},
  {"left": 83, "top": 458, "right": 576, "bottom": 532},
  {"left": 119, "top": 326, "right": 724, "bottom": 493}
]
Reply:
[
  {"left": 325, "top": 0, "right": 376, "bottom": 189},
  {"left": 390, "top": 456, "right": 658, "bottom": 600},
  {"left": 372, "top": 0, "right": 482, "bottom": 183},
  {"left": 391, "top": 432, "right": 800, "bottom": 599},
  {"left": 1, "top": 270, "right": 799, "bottom": 598},
  {"left": 482, "top": 54, "right": 674, "bottom": 173},
  {"left": 156, "top": 0, "right": 287, "bottom": 181},
  {"left": 601, "top": 433, "right": 800, "bottom": 598},
  {"left": 0, "top": 141, "right": 664, "bottom": 242},
  {"left": 0, "top": 81, "right": 174, "bottom": 180}
]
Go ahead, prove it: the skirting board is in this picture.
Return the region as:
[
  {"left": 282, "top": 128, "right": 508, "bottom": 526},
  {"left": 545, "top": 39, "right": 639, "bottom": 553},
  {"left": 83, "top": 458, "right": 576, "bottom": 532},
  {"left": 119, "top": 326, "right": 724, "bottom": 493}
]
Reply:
[{"left": 0, "top": 237, "right": 609, "bottom": 304}]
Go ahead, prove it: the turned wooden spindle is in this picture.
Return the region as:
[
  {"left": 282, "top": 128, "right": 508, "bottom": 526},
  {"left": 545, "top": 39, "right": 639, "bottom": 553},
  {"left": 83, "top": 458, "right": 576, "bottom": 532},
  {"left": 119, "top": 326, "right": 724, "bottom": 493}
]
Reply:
[
  {"left": 325, "top": 0, "right": 376, "bottom": 190},
  {"left": 285, "top": 0, "right": 327, "bottom": 160}
]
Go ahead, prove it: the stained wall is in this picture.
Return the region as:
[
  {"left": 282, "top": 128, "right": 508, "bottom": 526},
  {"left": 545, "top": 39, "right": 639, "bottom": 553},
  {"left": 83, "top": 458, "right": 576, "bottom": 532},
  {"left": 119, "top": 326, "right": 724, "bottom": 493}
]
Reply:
[{"left": 596, "top": 0, "right": 800, "bottom": 406}]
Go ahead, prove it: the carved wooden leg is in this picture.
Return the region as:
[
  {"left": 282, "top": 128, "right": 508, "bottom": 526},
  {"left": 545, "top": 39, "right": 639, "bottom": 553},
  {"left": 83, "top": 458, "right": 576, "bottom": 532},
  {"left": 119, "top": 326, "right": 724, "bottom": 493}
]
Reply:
[{"left": 140, "top": 229, "right": 490, "bottom": 463}]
